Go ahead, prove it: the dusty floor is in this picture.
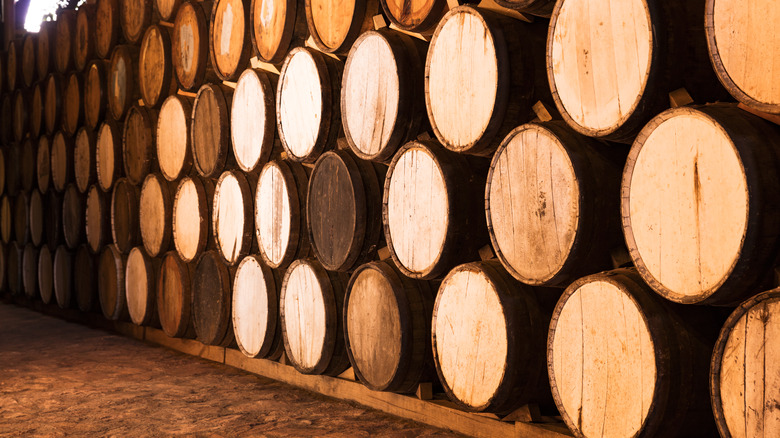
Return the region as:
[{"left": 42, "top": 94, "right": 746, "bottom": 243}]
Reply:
[{"left": 0, "top": 303, "right": 459, "bottom": 437}]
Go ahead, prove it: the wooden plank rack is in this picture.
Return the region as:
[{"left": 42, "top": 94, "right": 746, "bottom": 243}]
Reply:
[{"left": 3, "top": 295, "right": 571, "bottom": 438}]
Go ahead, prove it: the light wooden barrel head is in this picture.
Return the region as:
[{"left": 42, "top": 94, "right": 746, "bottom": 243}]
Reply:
[
  {"left": 192, "top": 251, "right": 234, "bottom": 346},
  {"left": 213, "top": 171, "right": 252, "bottom": 265},
  {"left": 44, "top": 73, "right": 62, "bottom": 134},
  {"left": 210, "top": 0, "right": 250, "bottom": 81},
  {"left": 30, "top": 82, "right": 43, "bottom": 137},
  {"left": 173, "top": 1, "right": 209, "bottom": 91},
  {"left": 140, "top": 25, "right": 174, "bottom": 107},
  {"left": 98, "top": 244, "right": 126, "bottom": 320},
  {"left": 306, "top": 0, "right": 365, "bottom": 53},
  {"left": 0, "top": 196, "right": 10, "bottom": 244},
  {"left": 51, "top": 131, "right": 73, "bottom": 192},
  {"left": 22, "top": 34, "right": 36, "bottom": 88},
  {"left": 74, "top": 245, "right": 97, "bottom": 312},
  {"left": 38, "top": 246, "right": 53, "bottom": 304},
  {"left": 13, "top": 193, "right": 29, "bottom": 245},
  {"left": 277, "top": 48, "right": 327, "bottom": 162},
  {"left": 96, "top": 0, "right": 121, "bottom": 59},
  {"left": 22, "top": 244, "right": 38, "bottom": 299},
  {"left": 37, "top": 22, "right": 54, "bottom": 79},
  {"left": 231, "top": 68, "right": 275, "bottom": 172},
  {"left": 126, "top": 246, "right": 155, "bottom": 325},
  {"left": 97, "top": 119, "right": 122, "bottom": 191},
  {"left": 623, "top": 108, "right": 748, "bottom": 304},
  {"left": 140, "top": 174, "right": 172, "bottom": 257},
  {"left": 157, "top": 95, "right": 193, "bottom": 181},
  {"left": 548, "top": 0, "right": 652, "bottom": 137},
  {"left": 255, "top": 161, "right": 300, "bottom": 268},
  {"left": 426, "top": 7, "right": 500, "bottom": 152},
  {"left": 157, "top": 251, "right": 192, "bottom": 338},
  {"left": 75, "top": 128, "right": 96, "bottom": 193},
  {"left": 53, "top": 245, "right": 73, "bottom": 308},
  {"left": 712, "top": 289, "right": 780, "bottom": 438},
  {"left": 232, "top": 255, "right": 278, "bottom": 357},
  {"left": 109, "top": 46, "right": 136, "bottom": 120},
  {"left": 251, "top": 0, "right": 295, "bottom": 63},
  {"left": 85, "top": 61, "right": 107, "bottom": 129},
  {"left": 192, "top": 84, "right": 231, "bottom": 177},
  {"left": 123, "top": 105, "right": 156, "bottom": 185},
  {"left": 157, "top": 0, "right": 182, "bottom": 21},
  {"left": 385, "top": 144, "right": 447, "bottom": 276},
  {"left": 75, "top": 5, "right": 96, "bottom": 72},
  {"left": 121, "top": 0, "right": 153, "bottom": 43},
  {"left": 342, "top": 31, "right": 401, "bottom": 161},
  {"left": 36, "top": 136, "right": 50, "bottom": 193},
  {"left": 549, "top": 276, "right": 656, "bottom": 438},
  {"left": 381, "top": 0, "right": 444, "bottom": 31},
  {"left": 55, "top": 13, "right": 76, "bottom": 73},
  {"left": 173, "top": 177, "right": 209, "bottom": 263},
  {"left": 86, "top": 185, "right": 109, "bottom": 254},
  {"left": 62, "top": 185, "right": 84, "bottom": 250},
  {"left": 707, "top": 0, "right": 780, "bottom": 113},
  {"left": 29, "top": 190, "right": 45, "bottom": 247},
  {"left": 111, "top": 178, "right": 140, "bottom": 254},
  {"left": 487, "top": 124, "right": 579, "bottom": 285}
]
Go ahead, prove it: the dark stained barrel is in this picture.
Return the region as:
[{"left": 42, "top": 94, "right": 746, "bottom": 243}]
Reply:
[
  {"left": 29, "top": 189, "right": 45, "bottom": 247},
  {"left": 75, "top": 4, "right": 97, "bottom": 72},
  {"left": 36, "top": 136, "right": 51, "bottom": 194},
  {"left": 13, "top": 191, "right": 29, "bottom": 245},
  {"left": 12, "top": 88, "right": 29, "bottom": 143},
  {"left": 74, "top": 127, "right": 97, "bottom": 193},
  {"left": 123, "top": 105, "right": 158, "bottom": 185},
  {"left": 51, "top": 131, "right": 74, "bottom": 193},
  {"left": 139, "top": 25, "right": 177, "bottom": 108},
  {"left": 121, "top": 0, "right": 154, "bottom": 44},
  {"left": 19, "top": 137, "right": 36, "bottom": 193},
  {"left": 62, "top": 184, "right": 84, "bottom": 250},
  {"left": 108, "top": 45, "right": 140, "bottom": 121},
  {"left": 37, "top": 21, "right": 55, "bottom": 80},
  {"left": 44, "top": 73, "right": 63, "bottom": 135},
  {"left": 53, "top": 245, "right": 73, "bottom": 308},
  {"left": 22, "top": 33, "right": 37, "bottom": 87},
  {"left": 30, "top": 81, "right": 43, "bottom": 138},
  {"left": 157, "top": 251, "right": 196, "bottom": 338},
  {"left": 192, "top": 250, "right": 235, "bottom": 346},
  {"left": 111, "top": 178, "right": 141, "bottom": 254},
  {"left": 7, "top": 242, "right": 23, "bottom": 296},
  {"left": 74, "top": 245, "right": 98, "bottom": 312},
  {"left": 55, "top": 10, "right": 77, "bottom": 73},
  {"left": 95, "top": 0, "right": 122, "bottom": 59},
  {"left": 45, "top": 192, "right": 63, "bottom": 249},
  {"left": 22, "top": 244, "right": 39, "bottom": 299},
  {"left": 62, "top": 72, "right": 84, "bottom": 136},
  {"left": 84, "top": 60, "right": 108, "bottom": 129},
  {"left": 86, "top": 185, "right": 111, "bottom": 254},
  {"left": 38, "top": 246, "right": 53, "bottom": 304},
  {"left": 98, "top": 244, "right": 128, "bottom": 320},
  {"left": 191, "top": 83, "right": 232, "bottom": 178}
]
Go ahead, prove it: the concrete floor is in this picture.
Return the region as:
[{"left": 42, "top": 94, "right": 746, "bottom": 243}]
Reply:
[{"left": 0, "top": 303, "right": 459, "bottom": 437}]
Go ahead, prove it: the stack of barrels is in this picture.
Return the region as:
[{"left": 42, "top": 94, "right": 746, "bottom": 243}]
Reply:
[{"left": 3, "top": 0, "right": 780, "bottom": 436}]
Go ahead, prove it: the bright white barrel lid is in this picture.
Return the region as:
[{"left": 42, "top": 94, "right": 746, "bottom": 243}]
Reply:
[
  {"left": 213, "top": 170, "right": 252, "bottom": 265},
  {"left": 255, "top": 161, "right": 299, "bottom": 268},
  {"left": 232, "top": 255, "right": 278, "bottom": 358},
  {"left": 231, "top": 68, "right": 275, "bottom": 172}
]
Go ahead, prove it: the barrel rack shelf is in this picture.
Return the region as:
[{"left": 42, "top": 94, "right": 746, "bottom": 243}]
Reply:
[{"left": 0, "top": 294, "right": 571, "bottom": 438}]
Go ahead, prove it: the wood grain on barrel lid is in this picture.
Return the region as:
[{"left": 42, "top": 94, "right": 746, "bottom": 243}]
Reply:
[
  {"left": 713, "top": 290, "right": 780, "bottom": 438},
  {"left": 75, "top": 128, "right": 96, "bottom": 193},
  {"left": 23, "top": 244, "right": 39, "bottom": 298},
  {"left": 231, "top": 68, "right": 275, "bottom": 172},
  {"left": 36, "top": 136, "right": 50, "bottom": 193},
  {"left": 385, "top": 145, "right": 447, "bottom": 274},
  {"left": 51, "top": 131, "right": 73, "bottom": 192},
  {"left": 282, "top": 260, "right": 330, "bottom": 371},
  {"left": 623, "top": 109, "right": 747, "bottom": 303},
  {"left": 30, "top": 83, "right": 43, "bottom": 137},
  {"left": 277, "top": 48, "right": 324, "bottom": 161},
  {"left": 97, "top": 119, "right": 122, "bottom": 191},
  {"left": 173, "top": 177, "right": 208, "bottom": 263},
  {"left": 342, "top": 31, "right": 399, "bottom": 160},
  {"left": 140, "top": 174, "right": 172, "bottom": 257},
  {"left": 157, "top": 95, "right": 192, "bottom": 181},
  {"left": 0, "top": 148, "right": 5, "bottom": 195},
  {"left": 7, "top": 40, "right": 19, "bottom": 92},
  {"left": 123, "top": 105, "right": 156, "bottom": 185},
  {"left": 96, "top": 0, "right": 121, "bottom": 59},
  {"left": 434, "top": 266, "right": 507, "bottom": 409},
  {"left": 19, "top": 138, "right": 36, "bottom": 193},
  {"left": 29, "top": 190, "right": 44, "bottom": 246},
  {"left": 211, "top": 0, "right": 250, "bottom": 80},
  {"left": 0, "top": 196, "right": 11, "bottom": 243},
  {"left": 487, "top": 124, "right": 579, "bottom": 284},
  {"left": 37, "top": 22, "right": 54, "bottom": 79},
  {"left": 14, "top": 193, "right": 29, "bottom": 245},
  {"left": 86, "top": 185, "right": 109, "bottom": 253},
  {"left": 157, "top": 251, "right": 192, "bottom": 337},
  {"left": 109, "top": 46, "right": 136, "bottom": 120},
  {"left": 192, "top": 84, "right": 231, "bottom": 177},
  {"left": 126, "top": 246, "right": 154, "bottom": 325},
  {"left": 121, "top": 0, "right": 153, "bottom": 43},
  {"left": 46, "top": 193, "right": 63, "bottom": 249},
  {"left": 98, "top": 244, "right": 126, "bottom": 320},
  {"left": 255, "top": 162, "right": 295, "bottom": 268},
  {"left": 426, "top": 7, "right": 498, "bottom": 151},
  {"left": 111, "top": 178, "right": 140, "bottom": 254},
  {"left": 85, "top": 61, "right": 107, "bottom": 129},
  {"left": 173, "top": 1, "right": 208, "bottom": 90},
  {"left": 140, "top": 25, "right": 174, "bottom": 108},
  {"left": 251, "top": 0, "right": 295, "bottom": 63},
  {"left": 75, "top": 4, "right": 96, "bottom": 72},
  {"left": 193, "top": 251, "right": 233, "bottom": 345},
  {"left": 232, "top": 255, "right": 276, "bottom": 357},
  {"left": 22, "top": 34, "right": 36, "bottom": 87},
  {"left": 708, "top": 0, "right": 780, "bottom": 112},
  {"left": 213, "top": 171, "right": 252, "bottom": 265},
  {"left": 38, "top": 246, "right": 53, "bottom": 304},
  {"left": 12, "top": 89, "right": 29, "bottom": 142},
  {"left": 54, "top": 245, "right": 73, "bottom": 308},
  {"left": 381, "top": 0, "right": 444, "bottom": 31},
  {"left": 157, "top": 0, "right": 183, "bottom": 21},
  {"left": 549, "top": 0, "right": 652, "bottom": 135},
  {"left": 550, "top": 277, "right": 656, "bottom": 438},
  {"left": 63, "top": 185, "right": 83, "bottom": 249},
  {"left": 0, "top": 95, "right": 11, "bottom": 143},
  {"left": 44, "top": 73, "right": 62, "bottom": 134},
  {"left": 5, "top": 143, "right": 20, "bottom": 196},
  {"left": 55, "top": 11, "right": 76, "bottom": 73},
  {"left": 306, "top": 0, "right": 370, "bottom": 53}
]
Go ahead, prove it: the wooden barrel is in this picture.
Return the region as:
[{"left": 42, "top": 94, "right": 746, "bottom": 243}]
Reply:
[
  {"left": 108, "top": 45, "right": 140, "bottom": 121},
  {"left": 622, "top": 106, "right": 780, "bottom": 305},
  {"left": 20, "top": 137, "right": 36, "bottom": 193},
  {"left": 121, "top": 0, "right": 154, "bottom": 43},
  {"left": 548, "top": 269, "right": 719, "bottom": 437},
  {"left": 157, "top": 0, "right": 182, "bottom": 22},
  {"left": 232, "top": 254, "right": 284, "bottom": 358},
  {"left": 53, "top": 245, "right": 73, "bottom": 308},
  {"left": 139, "top": 25, "right": 177, "bottom": 108},
  {"left": 192, "top": 250, "right": 235, "bottom": 346},
  {"left": 157, "top": 251, "right": 195, "bottom": 338},
  {"left": 74, "top": 127, "right": 97, "bottom": 193},
  {"left": 22, "top": 244, "right": 38, "bottom": 299},
  {"left": 36, "top": 136, "right": 50, "bottom": 194},
  {"left": 7, "top": 39, "right": 20, "bottom": 92},
  {"left": 5, "top": 143, "right": 19, "bottom": 197},
  {"left": 96, "top": 118, "right": 123, "bottom": 191},
  {"left": 192, "top": 83, "right": 232, "bottom": 177},
  {"left": 62, "top": 73, "right": 84, "bottom": 136},
  {"left": 342, "top": 29, "right": 427, "bottom": 163},
  {"left": 173, "top": 176, "right": 213, "bottom": 263},
  {"left": 95, "top": 0, "right": 122, "bottom": 59},
  {"left": 30, "top": 81, "right": 43, "bottom": 138},
  {"left": 29, "top": 189, "right": 45, "bottom": 247},
  {"left": 37, "top": 21, "right": 55, "bottom": 80},
  {"left": 433, "top": 260, "right": 552, "bottom": 413},
  {"left": 12, "top": 88, "right": 29, "bottom": 143},
  {"left": 383, "top": 140, "right": 488, "bottom": 280},
  {"left": 426, "top": 6, "right": 548, "bottom": 156},
  {"left": 213, "top": 170, "right": 253, "bottom": 265},
  {"left": 0, "top": 95, "right": 11, "bottom": 144},
  {"left": 98, "top": 244, "right": 128, "bottom": 320},
  {"left": 63, "top": 184, "right": 84, "bottom": 250},
  {"left": 280, "top": 258, "right": 350, "bottom": 375},
  {"left": 125, "top": 246, "right": 158, "bottom": 325},
  {"left": 157, "top": 95, "right": 193, "bottom": 181},
  {"left": 22, "top": 33, "right": 37, "bottom": 88},
  {"left": 209, "top": 0, "right": 251, "bottom": 81},
  {"left": 304, "top": 0, "right": 377, "bottom": 54},
  {"left": 711, "top": 288, "right": 780, "bottom": 437},
  {"left": 74, "top": 245, "right": 98, "bottom": 312},
  {"left": 250, "top": 0, "right": 306, "bottom": 64},
  {"left": 255, "top": 160, "right": 309, "bottom": 269},
  {"left": 307, "top": 150, "right": 382, "bottom": 272},
  {"left": 0, "top": 196, "right": 12, "bottom": 244},
  {"left": 111, "top": 178, "right": 141, "bottom": 254},
  {"left": 276, "top": 47, "right": 342, "bottom": 163},
  {"left": 0, "top": 148, "right": 5, "bottom": 196},
  {"left": 13, "top": 192, "right": 29, "bottom": 245},
  {"left": 0, "top": 243, "right": 5, "bottom": 293},
  {"left": 231, "top": 68, "right": 277, "bottom": 173},
  {"left": 74, "top": 4, "right": 97, "bottom": 72},
  {"left": 379, "top": 0, "right": 446, "bottom": 32},
  {"left": 173, "top": 0, "right": 217, "bottom": 91},
  {"left": 51, "top": 131, "right": 74, "bottom": 193},
  {"left": 123, "top": 105, "right": 158, "bottom": 185},
  {"left": 486, "top": 122, "right": 624, "bottom": 287},
  {"left": 45, "top": 192, "right": 63, "bottom": 249},
  {"left": 139, "top": 173, "right": 173, "bottom": 257},
  {"left": 84, "top": 60, "right": 108, "bottom": 129},
  {"left": 44, "top": 73, "right": 63, "bottom": 134},
  {"left": 55, "top": 10, "right": 77, "bottom": 74},
  {"left": 7, "top": 242, "right": 22, "bottom": 296},
  {"left": 548, "top": 0, "right": 728, "bottom": 143},
  {"left": 345, "top": 260, "right": 434, "bottom": 393},
  {"left": 38, "top": 245, "right": 53, "bottom": 304},
  {"left": 86, "top": 185, "right": 111, "bottom": 254}
]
